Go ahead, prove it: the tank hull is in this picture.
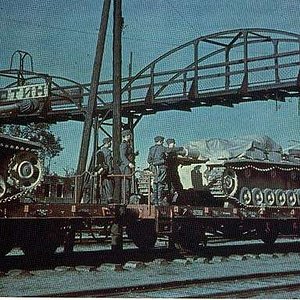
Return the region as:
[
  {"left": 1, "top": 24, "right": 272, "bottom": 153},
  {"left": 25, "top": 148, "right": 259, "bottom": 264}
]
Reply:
[{"left": 183, "top": 159, "right": 300, "bottom": 208}]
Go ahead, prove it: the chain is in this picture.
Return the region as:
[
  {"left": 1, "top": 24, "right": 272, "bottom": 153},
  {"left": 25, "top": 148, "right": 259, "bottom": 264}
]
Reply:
[
  {"left": 0, "top": 189, "right": 28, "bottom": 204},
  {"left": 231, "top": 164, "right": 300, "bottom": 172}
]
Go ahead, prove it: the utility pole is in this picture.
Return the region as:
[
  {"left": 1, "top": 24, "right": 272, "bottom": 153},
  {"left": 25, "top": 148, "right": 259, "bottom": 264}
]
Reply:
[
  {"left": 75, "top": 0, "right": 111, "bottom": 203},
  {"left": 112, "top": 0, "right": 122, "bottom": 203},
  {"left": 111, "top": 0, "right": 123, "bottom": 253}
]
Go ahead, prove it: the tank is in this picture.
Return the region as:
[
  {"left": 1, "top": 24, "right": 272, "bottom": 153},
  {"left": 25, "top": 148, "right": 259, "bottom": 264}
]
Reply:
[
  {"left": 0, "top": 133, "right": 43, "bottom": 203},
  {"left": 179, "top": 135, "right": 300, "bottom": 207}
]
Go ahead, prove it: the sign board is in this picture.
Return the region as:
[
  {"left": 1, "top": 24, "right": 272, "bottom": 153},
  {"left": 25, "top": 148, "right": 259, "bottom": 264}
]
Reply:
[{"left": 0, "top": 83, "right": 49, "bottom": 102}]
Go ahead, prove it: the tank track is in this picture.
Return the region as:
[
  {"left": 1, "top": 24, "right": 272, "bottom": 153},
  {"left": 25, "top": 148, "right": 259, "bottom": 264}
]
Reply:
[
  {"left": 0, "top": 189, "right": 32, "bottom": 204},
  {"left": 208, "top": 164, "right": 300, "bottom": 208},
  {"left": 207, "top": 166, "right": 244, "bottom": 207},
  {"left": 0, "top": 140, "right": 43, "bottom": 204}
]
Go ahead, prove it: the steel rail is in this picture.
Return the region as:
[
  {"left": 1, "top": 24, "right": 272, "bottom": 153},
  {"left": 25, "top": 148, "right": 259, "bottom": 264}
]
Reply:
[
  {"left": 200, "top": 281, "right": 300, "bottom": 299},
  {"left": 37, "top": 269, "right": 300, "bottom": 298}
]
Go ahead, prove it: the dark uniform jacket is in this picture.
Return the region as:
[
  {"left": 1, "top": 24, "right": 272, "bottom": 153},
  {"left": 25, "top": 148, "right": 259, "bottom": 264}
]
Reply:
[
  {"left": 96, "top": 150, "right": 108, "bottom": 173},
  {"left": 147, "top": 144, "right": 167, "bottom": 167},
  {"left": 119, "top": 141, "right": 134, "bottom": 171},
  {"left": 100, "top": 147, "right": 113, "bottom": 174},
  {"left": 165, "top": 146, "right": 184, "bottom": 170}
]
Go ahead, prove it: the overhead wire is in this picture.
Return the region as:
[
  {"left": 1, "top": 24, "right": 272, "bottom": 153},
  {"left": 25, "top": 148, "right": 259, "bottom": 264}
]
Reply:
[
  {"left": 165, "top": 0, "right": 198, "bottom": 33},
  {"left": 1, "top": 16, "right": 179, "bottom": 47}
]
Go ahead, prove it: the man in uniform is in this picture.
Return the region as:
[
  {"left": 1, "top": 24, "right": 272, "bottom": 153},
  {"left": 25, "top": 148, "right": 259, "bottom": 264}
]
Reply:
[
  {"left": 147, "top": 136, "right": 167, "bottom": 205},
  {"left": 119, "top": 129, "right": 135, "bottom": 202},
  {"left": 165, "top": 138, "right": 184, "bottom": 200},
  {"left": 97, "top": 137, "right": 114, "bottom": 204}
]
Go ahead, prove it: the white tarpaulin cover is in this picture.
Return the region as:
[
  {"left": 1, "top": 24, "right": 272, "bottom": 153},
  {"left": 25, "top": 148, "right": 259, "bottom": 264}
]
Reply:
[{"left": 185, "top": 135, "right": 283, "bottom": 161}]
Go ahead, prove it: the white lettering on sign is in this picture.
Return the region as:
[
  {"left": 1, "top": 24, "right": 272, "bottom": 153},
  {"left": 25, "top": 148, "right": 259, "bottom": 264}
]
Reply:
[{"left": 0, "top": 83, "right": 48, "bottom": 102}]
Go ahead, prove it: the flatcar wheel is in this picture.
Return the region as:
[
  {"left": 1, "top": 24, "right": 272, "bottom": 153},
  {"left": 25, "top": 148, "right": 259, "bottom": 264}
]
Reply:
[
  {"left": 286, "top": 190, "right": 297, "bottom": 207},
  {"left": 21, "top": 231, "right": 60, "bottom": 257},
  {"left": 21, "top": 241, "right": 58, "bottom": 257},
  {"left": 263, "top": 189, "right": 276, "bottom": 206},
  {"left": 239, "top": 187, "right": 252, "bottom": 205},
  {"left": 174, "top": 239, "right": 201, "bottom": 253},
  {"left": 0, "top": 224, "right": 14, "bottom": 257},
  {"left": 172, "top": 225, "right": 206, "bottom": 253},
  {"left": 126, "top": 221, "right": 157, "bottom": 250},
  {"left": 257, "top": 222, "right": 278, "bottom": 245},
  {"left": 251, "top": 188, "right": 264, "bottom": 206},
  {"left": 0, "top": 244, "right": 13, "bottom": 257},
  {"left": 0, "top": 238, "right": 14, "bottom": 257},
  {"left": 20, "top": 224, "right": 61, "bottom": 257},
  {"left": 275, "top": 189, "right": 287, "bottom": 206}
]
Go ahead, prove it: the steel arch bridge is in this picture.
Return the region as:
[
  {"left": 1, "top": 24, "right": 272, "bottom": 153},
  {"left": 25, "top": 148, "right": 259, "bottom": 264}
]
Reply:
[{"left": 0, "top": 28, "right": 299, "bottom": 125}]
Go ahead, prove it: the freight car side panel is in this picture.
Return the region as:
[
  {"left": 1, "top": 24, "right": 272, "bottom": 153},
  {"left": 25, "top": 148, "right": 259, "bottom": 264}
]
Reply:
[{"left": 1, "top": 203, "right": 300, "bottom": 221}]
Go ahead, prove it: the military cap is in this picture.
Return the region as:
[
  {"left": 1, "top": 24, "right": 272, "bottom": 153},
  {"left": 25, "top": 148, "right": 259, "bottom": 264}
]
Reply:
[
  {"left": 102, "top": 137, "right": 112, "bottom": 144},
  {"left": 166, "top": 138, "right": 175, "bottom": 145},
  {"left": 154, "top": 136, "right": 164, "bottom": 143},
  {"left": 121, "top": 129, "right": 132, "bottom": 137}
]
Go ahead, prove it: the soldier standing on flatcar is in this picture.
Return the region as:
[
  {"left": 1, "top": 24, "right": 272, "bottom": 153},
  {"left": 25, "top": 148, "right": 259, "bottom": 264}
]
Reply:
[
  {"left": 98, "top": 137, "right": 114, "bottom": 204},
  {"left": 119, "top": 129, "right": 135, "bottom": 202},
  {"left": 95, "top": 147, "right": 107, "bottom": 203},
  {"left": 147, "top": 136, "right": 167, "bottom": 205},
  {"left": 165, "top": 138, "right": 185, "bottom": 201}
]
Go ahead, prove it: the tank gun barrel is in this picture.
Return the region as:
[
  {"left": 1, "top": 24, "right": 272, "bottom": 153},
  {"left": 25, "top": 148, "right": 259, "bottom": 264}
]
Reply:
[
  {"left": 0, "top": 103, "right": 19, "bottom": 113},
  {"left": 0, "top": 99, "right": 39, "bottom": 115},
  {"left": 184, "top": 147, "right": 201, "bottom": 160},
  {"left": 177, "top": 147, "right": 208, "bottom": 165}
]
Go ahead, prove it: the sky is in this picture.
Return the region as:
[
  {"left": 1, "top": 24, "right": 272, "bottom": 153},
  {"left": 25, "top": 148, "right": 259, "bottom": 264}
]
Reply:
[{"left": 0, "top": 0, "right": 299, "bottom": 174}]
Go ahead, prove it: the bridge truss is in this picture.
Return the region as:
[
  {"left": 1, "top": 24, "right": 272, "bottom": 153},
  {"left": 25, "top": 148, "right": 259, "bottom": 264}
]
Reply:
[{"left": 0, "top": 28, "right": 299, "bottom": 131}]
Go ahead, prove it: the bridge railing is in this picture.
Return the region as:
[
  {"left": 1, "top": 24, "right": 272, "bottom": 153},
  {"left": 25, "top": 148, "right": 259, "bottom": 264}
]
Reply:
[
  {"left": 0, "top": 29, "right": 299, "bottom": 122},
  {"left": 96, "top": 29, "right": 300, "bottom": 106}
]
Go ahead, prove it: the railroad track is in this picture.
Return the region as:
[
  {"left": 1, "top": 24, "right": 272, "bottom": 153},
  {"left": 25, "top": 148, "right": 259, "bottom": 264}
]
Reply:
[
  {"left": 38, "top": 270, "right": 300, "bottom": 298},
  {"left": 2, "top": 247, "right": 300, "bottom": 297},
  {"left": 1, "top": 238, "right": 300, "bottom": 272},
  {"left": 0, "top": 247, "right": 177, "bottom": 272}
]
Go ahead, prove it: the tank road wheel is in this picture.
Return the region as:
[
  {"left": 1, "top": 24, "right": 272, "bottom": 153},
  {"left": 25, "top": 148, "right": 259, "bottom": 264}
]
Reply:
[
  {"left": 239, "top": 187, "right": 252, "bottom": 205},
  {"left": 222, "top": 169, "right": 238, "bottom": 197},
  {"left": 263, "top": 189, "right": 276, "bottom": 207},
  {"left": 126, "top": 221, "right": 157, "bottom": 250},
  {"left": 286, "top": 190, "right": 297, "bottom": 207},
  {"left": 0, "top": 176, "right": 7, "bottom": 199},
  {"left": 275, "top": 189, "right": 287, "bottom": 206},
  {"left": 257, "top": 222, "right": 279, "bottom": 245},
  {"left": 295, "top": 189, "right": 300, "bottom": 206},
  {"left": 8, "top": 151, "right": 43, "bottom": 191},
  {"left": 252, "top": 188, "right": 264, "bottom": 206}
]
